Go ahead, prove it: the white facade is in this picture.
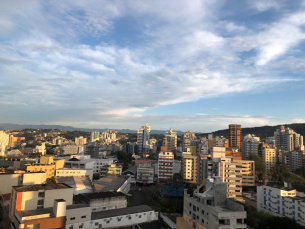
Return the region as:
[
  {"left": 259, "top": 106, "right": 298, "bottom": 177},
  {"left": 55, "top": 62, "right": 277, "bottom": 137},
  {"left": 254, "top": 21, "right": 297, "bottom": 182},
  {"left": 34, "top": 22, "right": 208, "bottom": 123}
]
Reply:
[
  {"left": 137, "top": 123, "right": 151, "bottom": 154},
  {"left": 56, "top": 168, "right": 93, "bottom": 178},
  {"left": 64, "top": 159, "right": 95, "bottom": 170},
  {"left": 211, "top": 147, "right": 226, "bottom": 159},
  {"left": 164, "top": 128, "right": 177, "bottom": 151},
  {"left": 257, "top": 185, "right": 305, "bottom": 226},
  {"left": 93, "top": 158, "right": 114, "bottom": 174},
  {"left": 62, "top": 145, "right": 84, "bottom": 155},
  {"left": 274, "top": 126, "right": 304, "bottom": 151},
  {"left": 242, "top": 134, "right": 259, "bottom": 159},
  {"left": 137, "top": 162, "right": 154, "bottom": 184}
]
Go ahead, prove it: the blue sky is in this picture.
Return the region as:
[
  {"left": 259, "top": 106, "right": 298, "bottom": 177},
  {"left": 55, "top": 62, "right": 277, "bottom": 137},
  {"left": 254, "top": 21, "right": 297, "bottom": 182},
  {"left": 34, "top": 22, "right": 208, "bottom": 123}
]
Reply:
[{"left": 0, "top": 0, "right": 305, "bottom": 132}]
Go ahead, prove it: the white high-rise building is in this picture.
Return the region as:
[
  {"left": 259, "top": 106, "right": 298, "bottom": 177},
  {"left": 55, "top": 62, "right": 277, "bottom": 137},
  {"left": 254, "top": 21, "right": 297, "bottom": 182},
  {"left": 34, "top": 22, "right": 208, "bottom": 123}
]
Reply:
[
  {"left": 91, "top": 131, "right": 100, "bottom": 142},
  {"left": 274, "top": 126, "right": 304, "bottom": 151},
  {"left": 137, "top": 123, "right": 151, "bottom": 154},
  {"left": 242, "top": 134, "right": 260, "bottom": 159},
  {"left": 0, "top": 131, "right": 10, "bottom": 156}
]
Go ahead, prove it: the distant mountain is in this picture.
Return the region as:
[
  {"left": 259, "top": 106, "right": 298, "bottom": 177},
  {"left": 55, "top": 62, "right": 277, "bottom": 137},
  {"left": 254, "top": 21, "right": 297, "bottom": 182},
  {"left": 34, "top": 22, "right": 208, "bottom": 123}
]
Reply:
[
  {"left": 0, "top": 123, "right": 184, "bottom": 135},
  {"left": 209, "top": 123, "right": 305, "bottom": 139}
]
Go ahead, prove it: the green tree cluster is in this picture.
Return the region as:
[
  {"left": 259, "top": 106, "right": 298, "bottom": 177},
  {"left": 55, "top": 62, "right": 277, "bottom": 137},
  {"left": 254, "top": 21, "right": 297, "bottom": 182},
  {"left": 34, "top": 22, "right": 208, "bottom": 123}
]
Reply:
[
  {"left": 248, "top": 153, "right": 266, "bottom": 182},
  {"left": 114, "top": 150, "right": 131, "bottom": 171}
]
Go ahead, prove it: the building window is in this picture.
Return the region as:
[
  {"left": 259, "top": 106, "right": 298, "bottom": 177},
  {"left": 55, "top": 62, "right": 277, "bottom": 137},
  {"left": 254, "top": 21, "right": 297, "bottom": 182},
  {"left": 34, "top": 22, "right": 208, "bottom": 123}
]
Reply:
[
  {"left": 81, "top": 215, "right": 86, "bottom": 219},
  {"left": 69, "top": 226, "right": 73, "bottom": 229},
  {"left": 38, "top": 192, "right": 45, "bottom": 197},
  {"left": 79, "top": 225, "right": 83, "bottom": 229},
  {"left": 37, "top": 199, "right": 44, "bottom": 206},
  {"left": 202, "top": 210, "right": 204, "bottom": 214},
  {"left": 70, "top": 217, "right": 75, "bottom": 220},
  {"left": 95, "top": 222, "right": 98, "bottom": 226}
]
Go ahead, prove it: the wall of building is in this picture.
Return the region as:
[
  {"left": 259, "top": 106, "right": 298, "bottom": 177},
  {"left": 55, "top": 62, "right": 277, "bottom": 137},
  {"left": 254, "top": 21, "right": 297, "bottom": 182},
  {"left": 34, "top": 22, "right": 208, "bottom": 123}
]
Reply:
[
  {"left": 23, "top": 173, "right": 46, "bottom": 185},
  {"left": 22, "top": 216, "right": 66, "bottom": 229},
  {"left": 0, "top": 174, "right": 20, "bottom": 194},
  {"left": 44, "top": 188, "right": 73, "bottom": 208},
  {"left": 90, "top": 196, "right": 127, "bottom": 212}
]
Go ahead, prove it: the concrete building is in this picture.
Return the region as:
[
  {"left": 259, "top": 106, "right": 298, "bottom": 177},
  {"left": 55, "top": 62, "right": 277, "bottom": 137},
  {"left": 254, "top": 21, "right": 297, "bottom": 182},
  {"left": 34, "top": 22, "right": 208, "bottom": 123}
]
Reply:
[
  {"left": 89, "top": 205, "right": 158, "bottom": 229},
  {"left": 56, "top": 168, "right": 93, "bottom": 178},
  {"left": 181, "top": 153, "right": 198, "bottom": 184},
  {"left": 0, "top": 131, "right": 10, "bottom": 156},
  {"left": 93, "top": 158, "right": 114, "bottom": 174},
  {"left": 158, "top": 151, "right": 174, "bottom": 182},
  {"left": 176, "top": 177, "right": 247, "bottom": 229},
  {"left": 278, "top": 150, "right": 303, "bottom": 172},
  {"left": 274, "top": 126, "right": 304, "bottom": 151},
  {"left": 257, "top": 184, "right": 305, "bottom": 226},
  {"left": 9, "top": 136, "right": 25, "bottom": 148},
  {"left": 91, "top": 131, "right": 100, "bottom": 142},
  {"left": 75, "top": 136, "right": 87, "bottom": 145},
  {"left": 13, "top": 199, "right": 67, "bottom": 229},
  {"left": 164, "top": 128, "right": 177, "bottom": 152},
  {"left": 34, "top": 142, "right": 46, "bottom": 155},
  {"left": 229, "top": 124, "right": 242, "bottom": 150},
  {"left": 137, "top": 162, "right": 154, "bottom": 184},
  {"left": 25, "top": 164, "right": 56, "bottom": 178},
  {"left": 73, "top": 191, "right": 127, "bottom": 212},
  {"left": 61, "top": 145, "right": 84, "bottom": 155},
  {"left": 9, "top": 183, "right": 73, "bottom": 222},
  {"left": 100, "top": 164, "right": 122, "bottom": 176},
  {"left": 137, "top": 123, "right": 151, "bottom": 154},
  {"left": 0, "top": 172, "right": 46, "bottom": 195},
  {"left": 94, "top": 176, "right": 131, "bottom": 194},
  {"left": 262, "top": 147, "right": 277, "bottom": 171},
  {"left": 242, "top": 134, "right": 259, "bottom": 159},
  {"left": 100, "top": 130, "right": 117, "bottom": 143},
  {"left": 183, "top": 131, "right": 196, "bottom": 149},
  {"left": 64, "top": 159, "right": 95, "bottom": 170}
]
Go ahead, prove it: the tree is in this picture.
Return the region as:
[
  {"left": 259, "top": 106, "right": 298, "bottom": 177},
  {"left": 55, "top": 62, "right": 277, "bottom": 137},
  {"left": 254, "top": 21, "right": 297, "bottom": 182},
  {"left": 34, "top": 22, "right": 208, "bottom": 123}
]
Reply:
[
  {"left": 46, "top": 176, "right": 56, "bottom": 184},
  {"left": 248, "top": 153, "right": 266, "bottom": 182}
]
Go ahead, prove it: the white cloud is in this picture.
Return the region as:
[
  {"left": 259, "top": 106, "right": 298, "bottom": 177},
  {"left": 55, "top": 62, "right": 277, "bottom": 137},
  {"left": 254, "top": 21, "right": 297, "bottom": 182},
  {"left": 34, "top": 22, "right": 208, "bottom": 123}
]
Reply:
[{"left": 251, "top": 0, "right": 280, "bottom": 12}]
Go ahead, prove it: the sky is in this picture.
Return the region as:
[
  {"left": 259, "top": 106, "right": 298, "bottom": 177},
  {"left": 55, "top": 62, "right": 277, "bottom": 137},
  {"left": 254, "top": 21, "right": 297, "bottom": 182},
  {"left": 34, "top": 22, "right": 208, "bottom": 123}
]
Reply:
[{"left": 1, "top": 0, "right": 305, "bottom": 132}]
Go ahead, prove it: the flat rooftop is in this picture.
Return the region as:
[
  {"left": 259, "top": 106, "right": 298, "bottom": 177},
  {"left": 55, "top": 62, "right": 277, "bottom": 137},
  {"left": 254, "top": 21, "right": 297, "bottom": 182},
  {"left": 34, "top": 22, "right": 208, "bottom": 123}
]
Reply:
[
  {"left": 91, "top": 205, "right": 153, "bottom": 220},
  {"left": 13, "top": 183, "right": 72, "bottom": 192},
  {"left": 94, "top": 176, "right": 128, "bottom": 192},
  {"left": 73, "top": 191, "right": 125, "bottom": 204}
]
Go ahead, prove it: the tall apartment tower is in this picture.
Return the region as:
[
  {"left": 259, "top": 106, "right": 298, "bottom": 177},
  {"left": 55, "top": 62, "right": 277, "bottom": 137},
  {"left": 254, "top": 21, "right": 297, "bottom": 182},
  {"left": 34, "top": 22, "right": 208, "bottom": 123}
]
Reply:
[
  {"left": 242, "top": 134, "right": 260, "bottom": 159},
  {"left": 163, "top": 128, "right": 177, "bottom": 151},
  {"left": 137, "top": 123, "right": 151, "bottom": 154},
  {"left": 158, "top": 151, "right": 174, "bottom": 182},
  {"left": 183, "top": 131, "right": 196, "bottom": 149},
  {"left": 274, "top": 126, "right": 304, "bottom": 151},
  {"left": 229, "top": 124, "right": 242, "bottom": 150}
]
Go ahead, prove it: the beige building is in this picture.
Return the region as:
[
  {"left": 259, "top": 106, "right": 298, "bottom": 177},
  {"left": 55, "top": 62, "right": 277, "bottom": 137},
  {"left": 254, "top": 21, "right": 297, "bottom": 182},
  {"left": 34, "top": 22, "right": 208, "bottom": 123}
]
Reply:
[
  {"left": 0, "top": 172, "right": 46, "bottom": 195},
  {"left": 181, "top": 154, "right": 197, "bottom": 184},
  {"left": 75, "top": 136, "right": 87, "bottom": 145},
  {"left": 137, "top": 162, "right": 154, "bottom": 184},
  {"left": 158, "top": 151, "right": 174, "bottom": 182},
  {"left": 262, "top": 147, "right": 277, "bottom": 171},
  {"left": 9, "top": 183, "right": 73, "bottom": 222},
  {"left": 56, "top": 168, "right": 93, "bottom": 178},
  {"left": 25, "top": 164, "right": 56, "bottom": 178},
  {"left": 0, "top": 131, "right": 10, "bottom": 156}
]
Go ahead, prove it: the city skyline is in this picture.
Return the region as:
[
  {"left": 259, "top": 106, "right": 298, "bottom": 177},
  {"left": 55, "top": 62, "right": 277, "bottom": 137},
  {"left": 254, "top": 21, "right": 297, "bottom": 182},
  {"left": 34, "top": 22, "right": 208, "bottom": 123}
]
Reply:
[{"left": 1, "top": 1, "right": 305, "bottom": 132}]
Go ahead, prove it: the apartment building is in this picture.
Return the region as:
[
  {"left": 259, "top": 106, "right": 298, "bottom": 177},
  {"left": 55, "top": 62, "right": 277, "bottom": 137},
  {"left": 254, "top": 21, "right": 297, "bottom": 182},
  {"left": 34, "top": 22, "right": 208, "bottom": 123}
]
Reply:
[
  {"left": 100, "top": 164, "right": 122, "bottom": 177},
  {"left": 176, "top": 177, "right": 247, "bottom": 229},
  {"left": 75, "top": 136, "right": 87, "bottom": 145},
  {"left": 257, "top": 185, "right": 305, "bottom": 226},
  {"left": 279, "top": 150, "right": 303, "bottom": 172},
  {"left": 262, "top": 147, "right": 277, "bottom": 171},
  {"left": 242, "top": 134, "right": 259, "bottom": 159},
  {"left": 25, "top": 164, "right": 56, "bottom": 178},
  {"left": 9, "top": 183, "right": 73, "bottom": 222},
  {"left": 56, "top": 168, "right": 93, "bottom": 178},
  {"left": 181, "top": 154, "right": 198, "bottom": 184},
  {"left": 137, "top": 162, "right": 154, "bottom": 184},
  {"left": 137, "top": 123, "right": 151, "bottom": 154},
  {"left": 164, "top": 128, "right": 177, "bottom": 151},
  {"left": 0, "top": 131, "right": 10, "bottom": 156},
  {"left": 274, "top": 126, "right": 304, "bottom": 151},
  {"left": 183, "top": 131, "right": 196, "bottom": 149},
  {"left": 158, "top": 151, "right": 174, "bottom": 182},
  {"left": 229, "top": 124, "right": 242, "bottom": 150}
]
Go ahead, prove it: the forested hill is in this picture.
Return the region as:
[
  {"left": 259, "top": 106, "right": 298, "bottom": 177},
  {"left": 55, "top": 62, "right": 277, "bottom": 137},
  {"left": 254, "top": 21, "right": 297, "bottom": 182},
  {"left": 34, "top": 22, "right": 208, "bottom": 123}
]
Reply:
[{"left": 210, "top": 123, "right": 305, "bottom": 140}]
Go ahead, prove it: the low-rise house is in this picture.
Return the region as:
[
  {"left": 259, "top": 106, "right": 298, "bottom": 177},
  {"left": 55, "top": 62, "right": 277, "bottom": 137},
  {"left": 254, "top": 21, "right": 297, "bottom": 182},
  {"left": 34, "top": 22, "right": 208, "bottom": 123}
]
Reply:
[{"left": 94, "top": 176, "right": 131, "bottom": 194}]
